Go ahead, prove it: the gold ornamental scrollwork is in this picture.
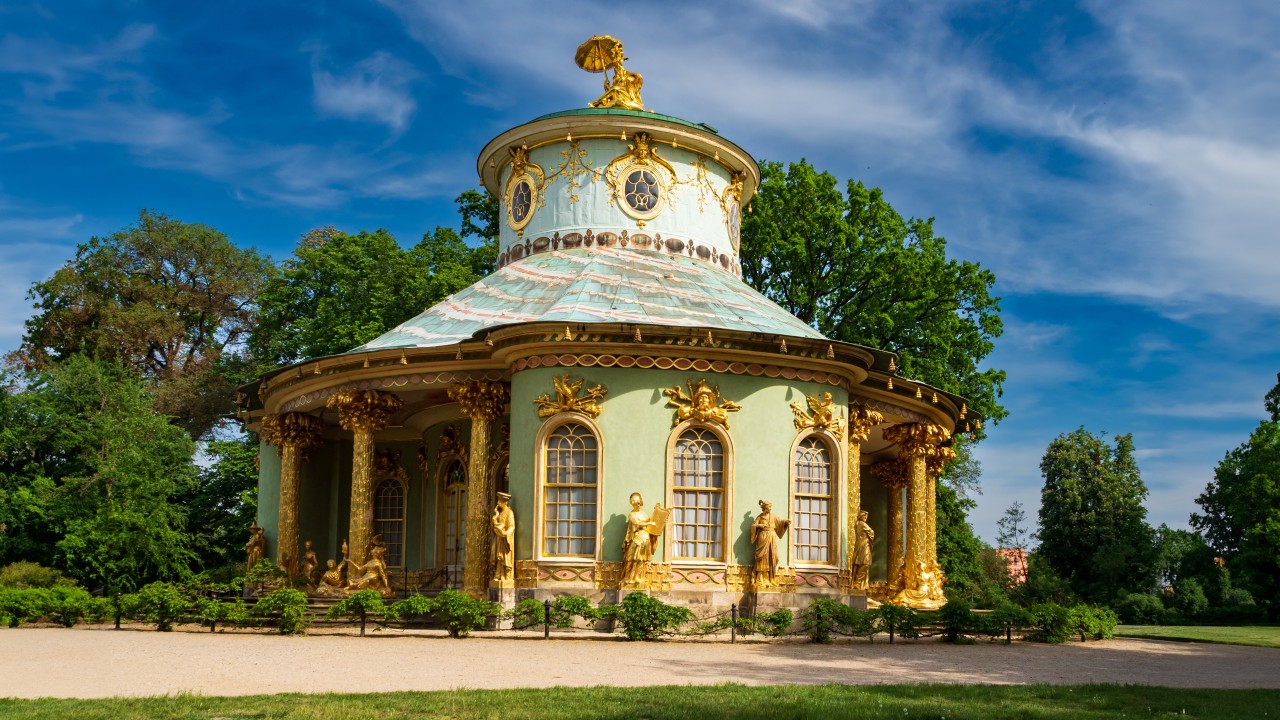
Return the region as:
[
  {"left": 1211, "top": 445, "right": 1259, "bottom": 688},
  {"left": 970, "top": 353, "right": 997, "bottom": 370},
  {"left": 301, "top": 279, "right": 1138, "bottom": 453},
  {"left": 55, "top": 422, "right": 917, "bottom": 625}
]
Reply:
[
  {"left": 437, "top": 425, "right": 468, "bottom": 464},
  {"left": 883, "top": 423, "right": 952, "bottom": 460},
  {"left": 789, "top": 392, "right": 845, "bottom": 434},
  {"left": 448, "top": 380, "right": 510, "bottom": 421},
  {"left": 575, "top": 35, "right": 645, "bottom": 111},
  {"left": 720, "top": 171, "right": 744, "bottom": 253},
  {"left": 533, "top": 374, "right": 607, "bottom": 418},
  {"left": 849, "top": 404, "right": 885, "bottom": 444},
  {"left": 664, "top": 378, "right": 742, "bottom": 429},
  {"left": 373, "top": 448, "right": 409, "bottom": 487}
]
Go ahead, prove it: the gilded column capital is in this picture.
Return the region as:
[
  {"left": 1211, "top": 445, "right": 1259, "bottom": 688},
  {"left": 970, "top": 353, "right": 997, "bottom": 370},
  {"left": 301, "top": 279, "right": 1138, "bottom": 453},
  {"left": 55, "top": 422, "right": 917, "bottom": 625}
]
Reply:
[
  {"left": 883, "top": 423, "right": 952, "bottom": 461},
  {"left": 327, "top": 389, "right": 403, "bottom": 433},
  {"left": 260, "top": 412, "right": 326, "bottom": 461},
  {"left": 448, "top": 381, "right": 510, "bottom": 420},
  {"left": 871, "top": 457, "right": 910, "bottom": 490},
  {"left": 848, "top": 404, "right": 885, "bottom": 444}
]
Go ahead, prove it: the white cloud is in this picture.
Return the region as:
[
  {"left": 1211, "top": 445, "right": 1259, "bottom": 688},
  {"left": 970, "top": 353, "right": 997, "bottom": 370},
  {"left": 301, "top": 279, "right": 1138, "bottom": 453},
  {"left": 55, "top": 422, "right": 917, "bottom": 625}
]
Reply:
[
  {"left": 0, "top": 210, "right": 84, "bottom": 349},
  {"left": 311, "top": 51, "right": 418, "bottom": 133}
]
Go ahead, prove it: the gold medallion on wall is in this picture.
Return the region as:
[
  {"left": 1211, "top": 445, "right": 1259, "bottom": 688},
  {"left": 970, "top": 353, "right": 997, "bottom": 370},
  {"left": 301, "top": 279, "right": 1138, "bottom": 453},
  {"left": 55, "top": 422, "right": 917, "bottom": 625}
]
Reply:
[
  {"left": 607, "top": 132, "right": 676, "bottom": 227},
  {"left": 504, "top": 146, "right": 544, "bottom": 237},
  {"left": 721, "top": 171, "right": 744, "bottom": 253}
]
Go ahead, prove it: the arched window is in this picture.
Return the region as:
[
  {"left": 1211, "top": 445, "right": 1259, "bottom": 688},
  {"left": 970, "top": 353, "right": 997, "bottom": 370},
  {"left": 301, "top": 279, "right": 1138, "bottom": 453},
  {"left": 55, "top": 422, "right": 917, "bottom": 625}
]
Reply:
[
  {"left": 671, "top": 427, "right": 725, "bottom": 560},
  {"left": 542, "top": 422, "right": 598, "bottom": 557},
  {"left": 374, "top": 478, "right": 406, "bottom": 567},
  {"left": 793, "top": 435, "right": 833, "bottom": 563},
  {"left": 442, "top": 459, "right": 467, "bottom": 568}
]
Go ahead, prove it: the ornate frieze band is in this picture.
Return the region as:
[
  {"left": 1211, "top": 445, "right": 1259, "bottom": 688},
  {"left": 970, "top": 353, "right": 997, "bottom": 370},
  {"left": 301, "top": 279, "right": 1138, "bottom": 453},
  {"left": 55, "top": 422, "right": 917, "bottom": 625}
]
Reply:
[
  {"left": 512, "top": 354, "right": 852, "bottom": 390},
  {"left": 497, "top": 229, "right": 742, "bottom": 278},
  {"left": 280, "top": 369, "right": 509, "bottom": 413}
]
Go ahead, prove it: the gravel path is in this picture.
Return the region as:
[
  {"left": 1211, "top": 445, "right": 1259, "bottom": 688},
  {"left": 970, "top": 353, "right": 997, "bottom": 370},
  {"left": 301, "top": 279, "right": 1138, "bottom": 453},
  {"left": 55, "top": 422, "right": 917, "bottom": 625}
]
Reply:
[{"left": 2, "top": 625, "right": 1279, "bottom": 699}]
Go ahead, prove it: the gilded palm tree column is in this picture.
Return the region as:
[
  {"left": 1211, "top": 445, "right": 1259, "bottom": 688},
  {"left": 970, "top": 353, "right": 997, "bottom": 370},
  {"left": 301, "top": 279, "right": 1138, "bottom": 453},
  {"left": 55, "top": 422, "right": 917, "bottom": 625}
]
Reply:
[
  {"left": 883, "top": 423, "right": 951, "bottom": 607},
  {"left": 924, "top": 445, "right": 957, "bottom": 568},
  {"left": 260, "top": 412, "right": 326, "bottom": 577},
  {"left": 327, "top": 389, "right": 403, "bottom": 565},
  {"left": 872, "top": 458, "right": 909, "bottom": 588},
  {"left": 845, "top": 405, "right": 883, "bottom": 591},
  {"left": 447, "top": 380, "right": 510, "bottom": 598}
]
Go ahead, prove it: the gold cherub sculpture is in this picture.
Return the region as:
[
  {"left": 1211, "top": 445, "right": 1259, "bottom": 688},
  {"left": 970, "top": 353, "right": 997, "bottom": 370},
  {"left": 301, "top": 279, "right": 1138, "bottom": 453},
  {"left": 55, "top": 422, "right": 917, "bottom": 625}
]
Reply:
[{"left": 575, "top": 35, "right": 645, "bottom": 111}]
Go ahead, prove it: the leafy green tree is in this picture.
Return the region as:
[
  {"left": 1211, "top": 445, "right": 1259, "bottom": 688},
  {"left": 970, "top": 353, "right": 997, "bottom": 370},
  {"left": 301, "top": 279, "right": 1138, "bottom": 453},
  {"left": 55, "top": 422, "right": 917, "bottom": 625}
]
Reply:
[
  {"left": 741, "top": 160, "right": 1005, "bottom": 425},
  {"left": 1035, "top": 428, "right": 1155, "bottom": 603},
  {"left": 174, "top": 437, "right": 259, "bottom": 571},
  {"left": 1192, "top": 372, "right": 1280, "bottom": 616},
  {"left": 0, "top": 356, "right": 197, "bottom": 590},
  {"left": 251, "top": 226, "right": 486, "bottom": 365},
  {"left": 455, "top": 189, "right": 499, "bottom": 274},
  {"left": 7, "top": 210, "right": 274, "bottom": 438}
]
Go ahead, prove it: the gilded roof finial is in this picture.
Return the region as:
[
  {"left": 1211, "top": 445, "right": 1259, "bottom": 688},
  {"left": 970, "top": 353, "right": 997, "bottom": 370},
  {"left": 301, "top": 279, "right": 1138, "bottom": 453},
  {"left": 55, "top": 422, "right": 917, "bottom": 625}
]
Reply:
[{"left": 575, "top": 35, "right": 646, "bottom": 111}]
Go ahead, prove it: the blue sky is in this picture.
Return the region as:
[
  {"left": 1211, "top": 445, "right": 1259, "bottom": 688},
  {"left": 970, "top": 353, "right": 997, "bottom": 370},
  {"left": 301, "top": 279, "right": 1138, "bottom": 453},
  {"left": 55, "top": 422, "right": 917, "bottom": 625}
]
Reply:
[{"left": 3, "top": 1, "right": 1278, "bottom": 543}]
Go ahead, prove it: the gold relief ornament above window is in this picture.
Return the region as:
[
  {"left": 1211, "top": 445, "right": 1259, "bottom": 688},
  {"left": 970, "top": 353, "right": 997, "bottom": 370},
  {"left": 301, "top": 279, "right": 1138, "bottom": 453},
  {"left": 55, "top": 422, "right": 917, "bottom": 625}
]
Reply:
[
  {"left": 532, "top": 374, "right": 608, "bottom": 418},
  {"left": 575, "top": 35, "right": 645, "bottom": 112},
  {"left": 504, "top": 146, "right": 544, "bottom": 235},
  {"left": 789, "top": 392, "right": 846, "bottom": 434},
  {"left": 664, "top": 378, "right": 742, "bottom": 429},
  {"left": 607, "top": 132, "right": 676, "bottom": 225}
]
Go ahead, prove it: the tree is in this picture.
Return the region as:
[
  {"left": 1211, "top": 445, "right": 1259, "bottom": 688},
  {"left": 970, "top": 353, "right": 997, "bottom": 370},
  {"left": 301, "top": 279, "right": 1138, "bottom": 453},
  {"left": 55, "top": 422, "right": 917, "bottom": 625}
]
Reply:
[
  {"left": 1035, "top": 428, "right": 1155, "bottom": 603},
  {"left": 251, "top": 226, "right": 487, "bottom": 365},
  {"left": 7, "top": 210, "right": 274, "bottom": 438},
  {"left": 0, "top": 356, "right": 197, "bottom": 590},
  {"left": 1192, "top": 372, "right": 1280, "bottom": 616},
  {"left": 174, "top": 436, "right": 259, "bottom": 571},
  {"left": 455, "top": 188, "right": 499, "bottom": 274},
  {"left": 741, "top": 160, "right": 1005, "bottom": 426},
  {"left": 996, "top": 501, "right": 1029, "bottom": 550}
]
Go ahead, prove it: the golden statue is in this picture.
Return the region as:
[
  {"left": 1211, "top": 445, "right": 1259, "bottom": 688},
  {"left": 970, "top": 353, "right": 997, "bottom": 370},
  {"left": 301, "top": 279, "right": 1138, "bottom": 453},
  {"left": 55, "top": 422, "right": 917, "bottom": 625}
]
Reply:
[
  {"left": 622, "top": 492, "right": 669, "bottom": 587},
  {"left": 314, "top": 558, "right": 347, "bottom": 597},
  {"left": 245, "top": 524, "right": 266, "bottom": 570},
  {"left": 664, "top": 379, "right": 742, "bottom": 429},
  {"left": 575, "top": 35, "right": 645, "bottom": 111},
  {"left": 851, "top": 511, "right": 873, "bottom": 590},
  {"left": 893, "top": 560, "right": 947, "bottom": 609},
  {"left": 533, "top": 374, "right": 608, "bottom": 418},
  {"left": 491, "top": 492, "right": 516, "bottom": 585},
  {"left": 751, "top": 500, "right": 790, "bottom": 590},
  {"left": 345, "top": 543, "right": 392, "bottom": 596},
  {"left": 300, "top": 540, "right": 319, "bottom": 583},
  {"left": 790, "top": 392, "right": 846, "bottom": 433}
]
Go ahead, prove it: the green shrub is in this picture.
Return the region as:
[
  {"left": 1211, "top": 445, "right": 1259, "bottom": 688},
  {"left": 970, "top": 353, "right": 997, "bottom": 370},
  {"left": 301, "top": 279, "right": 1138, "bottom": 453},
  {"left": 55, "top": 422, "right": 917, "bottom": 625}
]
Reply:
[
  {"left": 1171, "top": 578, "right": 1210, "bottom": 618},
  {"left": 0, "top": 562, "right": 69, "bottom": 589},
  {"left": 433, "top": 589, "right": 499, "bottom": 638},
  {"left": 743, "top": 608, "right": 793, "bottom": 637},
  {"left": 1069, "top": 604, "right": 1118, "bottom": 641},
  {"left": 986, "top": 603, "right": 1033, "bottom": 641},
  {"left": 46, "top": 586, "right": 92, "bottom": 627},
  {"left": 327, "top": 590, "right": 387, "bottom": 635},
  {"left": 938, "top": 600, "right": 977, "bottom": 643},
  {"left": 0, "top": 588, "right": 50, "bottom": 627},
  {"left": 617, "top": 592, "right": 693, "bottom": 641},
  {"left": 197, "top": 595, "right": 248, "bottom": 631},
  {"left": 508, "top": 598, "right": 546, "bottom": 630},
  {"left": 1116, "top": 592, "right": 1165, "bottom": 625},
  {"left": 1027, "top": 602, "right": 1072, "bottom": 643},
  {"left": 243, "top": 559, "right": 289, "bottom": 594},
  {"left": 549, "top": 595, "right": 599, "bottom": 628},
  {"left": 252, "top": 587, "right": 311, "bottom": 634},
  {"left": 84, "top": 595, "right": 118, "bottom": 624},
  {"left": 136, "top": 582, "right": 190, "bottom": 631},
  {"left": 799, "top": 598, "right": 847, "bottom": 643},
  {"left": 876, "top": 603, "right": 920, "bottom": 640},
  {"left": 386, "top": 593, "right": 436, "bottom": 622}
]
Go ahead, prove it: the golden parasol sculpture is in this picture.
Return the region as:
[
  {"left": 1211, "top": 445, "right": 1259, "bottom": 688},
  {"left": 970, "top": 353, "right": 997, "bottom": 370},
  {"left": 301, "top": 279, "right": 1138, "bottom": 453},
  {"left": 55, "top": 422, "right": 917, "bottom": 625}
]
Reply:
[{"left": 575, "top": 35, "right": 646, "bottom": 111}]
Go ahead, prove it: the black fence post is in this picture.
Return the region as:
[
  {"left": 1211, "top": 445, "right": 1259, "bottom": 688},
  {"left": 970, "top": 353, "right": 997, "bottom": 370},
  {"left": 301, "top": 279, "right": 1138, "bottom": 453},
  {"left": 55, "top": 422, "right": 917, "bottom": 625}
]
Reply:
[
  {"left": 113, "top": 592, "right": 122, "bottom": 630},
  {"left": 730, "top": 603, "right": 737, "bottom": 644},
  {"left": 360, "top": 608, "right": 367, "bottom": 637},
  {"left": 209, "top": 590, "right": 217, "bottom": 633},
  {"left": 1006, "top": 623, "right": 1012, "bottom": 644},
  {"left": 543, "top": 599, "right": 551, "bottom": 639},
  {"left": 888, "top": 615, "right": 895, "bottom": 645}
]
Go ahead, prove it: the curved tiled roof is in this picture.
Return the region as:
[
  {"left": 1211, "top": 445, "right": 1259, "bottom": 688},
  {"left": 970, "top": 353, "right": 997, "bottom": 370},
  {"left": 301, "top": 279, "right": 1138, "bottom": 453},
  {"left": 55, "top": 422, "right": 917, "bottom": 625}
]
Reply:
[{"left": 350, "top": 246, "right": 825, "bottom": 353}]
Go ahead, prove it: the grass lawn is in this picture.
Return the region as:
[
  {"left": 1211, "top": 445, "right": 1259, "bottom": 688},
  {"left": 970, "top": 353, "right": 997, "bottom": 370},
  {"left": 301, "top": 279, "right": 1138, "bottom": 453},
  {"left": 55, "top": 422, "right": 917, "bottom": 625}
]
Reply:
[
  {"left": 1117, "top": 625, "right": 1280, "bottom": 649},
  {"left": 2, "top": 684, "right": 1278, "bottom": 720}
]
